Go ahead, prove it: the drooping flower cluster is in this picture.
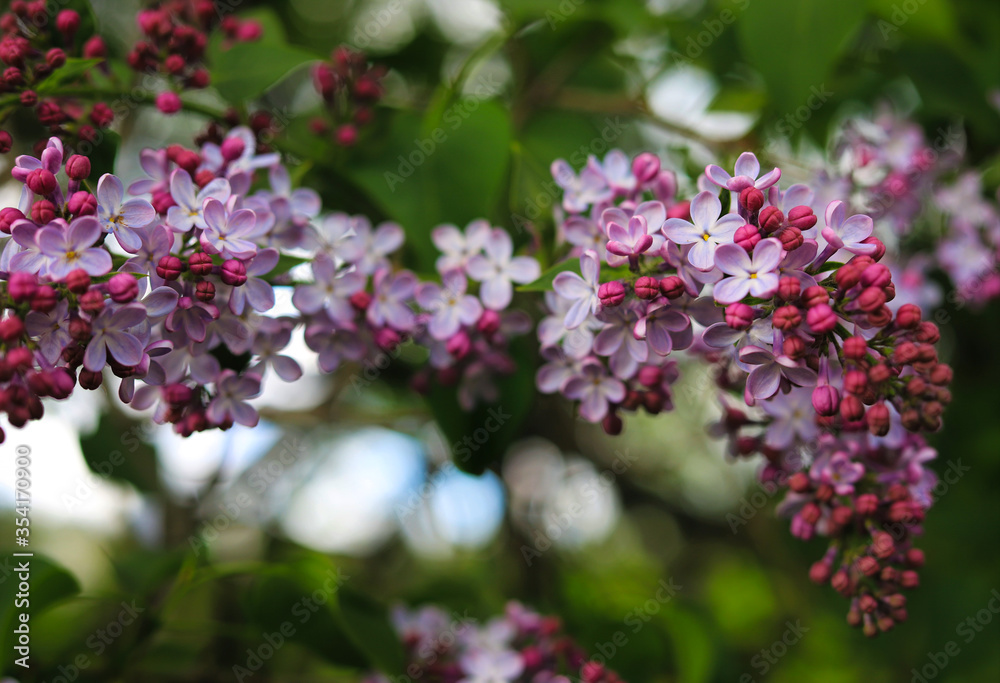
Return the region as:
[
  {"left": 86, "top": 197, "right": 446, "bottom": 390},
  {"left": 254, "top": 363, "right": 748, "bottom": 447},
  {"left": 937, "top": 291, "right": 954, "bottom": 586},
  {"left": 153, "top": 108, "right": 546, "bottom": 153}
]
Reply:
[
  {"left": 364, "top": 602, "right": 624, "bottom": 683},
  {"left": 544, "top": 148, "right": 951, "bottom": 634},
  {"left": 310, "top": 46, "right": 386, "bottom": 147}
]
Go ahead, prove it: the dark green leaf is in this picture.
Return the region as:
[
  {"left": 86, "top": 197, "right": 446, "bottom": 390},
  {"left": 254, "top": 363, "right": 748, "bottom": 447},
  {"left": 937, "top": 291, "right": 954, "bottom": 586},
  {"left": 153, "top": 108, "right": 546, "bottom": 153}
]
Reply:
[
  {"left": 0, "top": 554, "right": 80, "bottom": 669},
  {"left": 36, "top": 58, "right": 101, "bottom": 93},
  {"left": 518, "top": 258, "right": 580, "bottom": 292},
  {"left": 211, "top": 43, "right": 317, "bottom": 103},
  {"left": 79, "top": 410, "right": 159, "bottom": 494},
  {"left": 335, "top": 585, "right": 406, "bottom": 675}
]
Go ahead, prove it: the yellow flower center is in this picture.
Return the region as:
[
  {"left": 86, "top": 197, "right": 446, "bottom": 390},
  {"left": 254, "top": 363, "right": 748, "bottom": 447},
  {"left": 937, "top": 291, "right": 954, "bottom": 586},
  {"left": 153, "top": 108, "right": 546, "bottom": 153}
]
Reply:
[{"left": 66, "top": 250, "right": 78, "bottom": 260}]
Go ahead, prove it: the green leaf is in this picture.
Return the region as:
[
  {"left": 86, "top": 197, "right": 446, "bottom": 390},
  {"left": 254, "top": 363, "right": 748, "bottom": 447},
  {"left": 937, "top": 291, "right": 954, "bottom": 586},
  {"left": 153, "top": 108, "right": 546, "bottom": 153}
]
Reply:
[
  {"left": 348, "top": 101, "right": 513, "bottom": 273},
  {"left": 35, "top": 58, "right": 101, "bottom": 93},
  {"left": 708, "top": 86, "right": 767, "bottom": 113},
  {"left": 211, "top": 42, "right": 317, "bottom": 103},
  {"left": 0, "top": 554, "right": 80, "bottom": 669},
  {"left": 335, "top": 585, "right": 406, "bottom": 675},
  {"left": 79, "top": 410, "right": 159, "bottom": 494},
  {"left": 737, "top": 0, "right": 867, "bottom": 115},
  {"left": 518, "top": 258, "right": 580, "bottom": 292}
]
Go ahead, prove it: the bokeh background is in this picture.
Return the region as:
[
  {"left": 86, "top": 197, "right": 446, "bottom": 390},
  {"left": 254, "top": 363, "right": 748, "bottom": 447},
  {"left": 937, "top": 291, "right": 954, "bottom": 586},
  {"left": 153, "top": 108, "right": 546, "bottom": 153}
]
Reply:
[{"left": 2, "top": 0, "right": 999, "bottom": 681}]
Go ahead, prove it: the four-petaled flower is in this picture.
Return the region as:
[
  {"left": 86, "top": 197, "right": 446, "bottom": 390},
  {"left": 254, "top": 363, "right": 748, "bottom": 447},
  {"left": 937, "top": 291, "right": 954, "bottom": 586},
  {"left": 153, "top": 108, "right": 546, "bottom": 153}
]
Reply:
[
  {"left": 820, "top": 200, "right": 876, "bottom": 256},
  {"left": 207, "top": 370, "right": 262, "bottom": 427},
  {"left": 563, "top": 360, "right": 626, "bottom": 422},
  {"left": 368, "top": 269, "right": 418, "bottom": 330},
  {"left": 38, "top": 217, "right": 112, "bottom": 279},
  {"left": 466, "top": 228, "right": 541, "bottom": 310},
  {"left": 712, "top": 237, "right": 783, "bottom": 304},
  {"left": 663, "top": 191, "right": 744, "bottom": 270},
  {"left": 96, "top": 174, "right": 156, "bottom": 252},
  {"left": 739, "top": 344, "right": 817, "bottom": 403},
  {"left": 552, "top": 250, "right": 601, "bottom": 329},
  {"left": 705, "top": 152, "right": 781, "bottom": 191},
  {"left": 416, "top": 271, "right": 484, "bottom": 340},
  {"left": 165, "top": 169, "right": 232, "bottom": 232},
  {"left": 432, "top": 219, "right": 490, "bottom": 273},
  {"left": 84, "top": 303, "right": 148, "bottom": 371},
  {"left": 200, "top": 198, "right": 258, "bottom": 259}
]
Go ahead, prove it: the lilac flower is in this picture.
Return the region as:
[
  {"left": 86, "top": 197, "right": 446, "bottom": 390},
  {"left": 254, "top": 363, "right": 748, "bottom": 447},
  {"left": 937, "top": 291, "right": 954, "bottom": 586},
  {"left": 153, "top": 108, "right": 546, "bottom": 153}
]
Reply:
[
  {"left": 739, "top": 345, "right": 817, "bottom": 402},
  {"left": 96, "top": 174, "right": 156, "bottom": 252},
  {"left": 304, "top": 319, "right": 366, "bottom": 373},
  {"left": 776, "top": 238, "right": 819, "bottom": 288},
  {"left": 605, "top": 214, "right": 655, "bottom": 266},
  {"left": 768, "top": 183, "right": 818, "bottom": 238},
  {"left": 563, "top": 361, "right": 626, "bottom": 422},
  {"left": 416, "top": 271, "right": 483, "bottom": 340},
  {"left": 251, "top": 321, "right": 302, "bottom": 382},
  {"left": 820, "top": 200, "right": 876, "bottom": 256},
  {"left": 702, "top": 317, "right": 773, "bottom": 353},
  {"left": 8, "top": 222, "right": 48, "bottom": 274},
  {"left": 200, "top": 127, "right": 280, "bottom": 192},
  {"left": 598, "top": 149, "right": 639, "bottom": 195},
  {"left": 432, "top": 219, "right": 490, "bottom": 272},
  {"left": 292, "top": 256, "right": 365, "bottom": 323},
  {"left": 466, "top": 229, "right": 541, "bottom": 310},
  {"left": 551, "top": 156, "right": 612, "bottom": 213},
  {"left": 662, "top": 241, "right": 721, "bottom": 296},
  {"left": 712, "top": 237, "right": 783, "bottom": 304},
  {"left": 12, "top": 137, "right": 63, "bottom": 206},
  {"left": 600, "top": 201, "right": 666, "bottom": 267},
  {"left": 705, "top": 152, "right": 781, "bottom": 191},
  {"left": 342, "top": 218, "right": 404, "bottom": 275},
  {"left": 535, "top": 346, "right": 585, "bottom": 393},
  {"left": 165, "top": 169, "right": 232, "bottom": 233},
  {"left": 261, "top": 164, "right": 321, "bottom": 221},
  {"left": 551, "top": 250, "right": 600, "bottom": 329},
  {"left": 207, "top": 370, "right": 262, "bottom": 427},
  {"left": 229, "top": 248, "right": 279, "bottom": 315},
  {"left": 200, "top": 198, "right": 258, "bottom": 259},
  {"left": 593, "top": 304, "right": 647, "bottom": 378},
  {"left": 633, "top": 300, "right": 690, "bottom": 356},
  {"left": 308, "top": 212, "right": 357, "bottom": 261},
  {"left": 537, "top": 291, "right": 596, "bottom": 359},
  {"left": 84, "top": 304, "right": 148, "bottom": 371},
  {"left": 128, "top": 148, "right": 171, "bottom": 195},
  {"left": 760, "top": 387, "right": 819, "bottom": 449},
  {"left": 368, "top": 269, "right": 417, "bottom": 330},
  {"left": 142, "top": 286, "right": 181, "bottom": 319},
  {"left": 458, "top": 649, "right": 523, "bottom": 683},
  {"left": 24, "top": 300, "right": 71, "bottom": 363},
  {"left": 165, "top": 296, "right": 218, "bottom": 343},
  {"left": 810, "top": 451, "right": 865, "bottom": 496},
  {"left": 38, "top": 217, "right": 112, "bottom": 279},
  {"left": 663, "top": 191, "right": 744, "bottom": 270},
  {"left": 562, "top": 209, "right": 606, "bottom": 260}
]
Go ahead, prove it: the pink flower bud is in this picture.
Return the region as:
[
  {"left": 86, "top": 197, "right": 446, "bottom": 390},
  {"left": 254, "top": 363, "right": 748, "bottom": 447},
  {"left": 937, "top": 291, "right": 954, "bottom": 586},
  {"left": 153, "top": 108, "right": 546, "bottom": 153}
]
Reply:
[
  {"left": 868, "top": 363, "right": 890, "bottom": 384},
  {"left": 831, "top": 569, "right": 850, "bottom": 594},
  {"left": 806, "top": 302, "right": 836, "bottom": 333},
  {"left": 835, "top": 264, "right": 861, "bottom": 290},
  {"left": 79, "top": 289, "right": 104, "bottom": 314},
  {"left": 773, "top": 304, "right": 801, "bottom": 331},
  {"left": 776, "top": 225, "right": 804, "bottom": 250},
  {"left": 26, "top": 168, "right": 57, "bottom": 195},
  {"left": 860, "top": 263, "right": 890, "bottom": 289},
  {"left": 31, "top": 285, "right": 57, "bottom": 312},
  {"left": 446, "top": 330, "right": 471, "bottom": 359},
  {"left": 782, "top": 335, "right": 805, "bottom": 359},
  {"left": 79, "top": 369, "right": 103, "bottom": 390},
  {"left": 862, "top": 236, "right": 886, "bottom": 261},
  {"left": 65, "top": 154, "right": 91, "bottom": 180},
  {"left": 165, "top": 384, "right": 194, "bottom": 406},
  {"left": 915, "top": 321, "right": 940, "bottom": 344},
  {"left": 855, "top": 493, "right": 879, "bottom": 516},
  {"left": 906, "top": 548, "right": 925, "bottom": 567},
  {"left": 220, "top": 136, "right": 246, "bottom": 162},
  {"left": 900, "top": 570, "right": 919, "bottom": 589},
  {"left": 802, "top": 285, "right": 828, "bottom": 308},
  {"left": 8, "top": 272, "right": 37, "bottom": 302},
  {"left": 895, "top": 303, "right": 921, "bottom": 329},
  {"left": 195, "top": 280, "right": 216, "bottom": 302},
  {"left": 654, "top": 171, "right": 677, "bottom": 202},
  {"left": 220, "top": 259, "right": 248, "bottom": 286},
  {"left": 0, "top": 130, "right": 10, "bottom": 154},
  {"left": 598, "top": 280, "right": 626, "bottom": 307},
  {"left": 739, "top": 186, "right": 764, "bottom": 213},
  {"left": 56, "top": 9, "right": 80, "bottom": 38},
  {"left": 812, "top": 385, "right": 840, "bottom": 416},
  {"left": 156, "top": 91, "right": 182, "bottom": 114},
  {"left": 477, "top": 309, "right": 501, "bottom": 335},
  {"left": 759, "top": 206, "right": 784, "bottom": 233},
  {"left": 666, "top": 200, "right": 690, "bottom": 221},
  {"left": 349, "top": 290, "right": 371, "bottom": 311},
  {"left": 46, "top": 48, "right": 66, "bottom": 68},
  {"left": 65, "top": 269, "right": 91, "bottom": 294},
  {"left": 857, "top": 556, "right": 880, "bottom": 577},
  {"left": 374, "top": 327, "right": 400, "bottom": 351},
  {"left": 786, "top": 205, "right": 817, "bottom": 230},
  {"left": 0, "top": 316, "right": 24, "bottom": 343},
  {"left": 866, "top": 402, "right": 890, "bottom": 436},
  {"left": 637, "top": 365, "right": 662, "bottom": 388},
  {"left": 188, "top": 252, "right": 213, "bottom": 276},
  {"left": 777, "top": 276, "right": 800, "bottom": 301},
  {"left": 601, "top": 412, "right": 623, "bottom": 435},
  {"left": 31, "top": 200, "right": 56, "bottom": 224},
  {"left": 67, "top": 191, "right": 97, "bottom": 216},
  {"left": 335, "top": 124, "right": 358, "bottom": 147},
  {"left": 929, "top": 363, "right": 952, "bottom": 386},
  {"left": 809, "top": 561, "right": 832, "bottom": 584},
  {"left": 0, "top": 207, "right": 25, "bottom": 234},
  {"left": 856, "top": 286, "right": 886, "bottom": 313},
  {"left": 108, "top": 273, "right": 139, "bottom": 303},
  {"left": 631, "top": 152, "right": 660, "bottom": 184},
  {"left": 844, "top": 369, "right": 868, "bottom": 395},
  {"left": 733, "top": 222, "right": 761, "bottom": 251},
  {"left": 156, "top": 255, "right": 184, "bottom": 281},
  {"left": 634, "top": 276, "right": 659, "bottom": 300},
  {"left": 725, "top": 303, "right": 753, "bottom": 330},
  {"left": 843, "top": 335, "right": 867, "bottom": 359},
  {"left": 659, "top": 275, "right": 684, "bottom": 299}
]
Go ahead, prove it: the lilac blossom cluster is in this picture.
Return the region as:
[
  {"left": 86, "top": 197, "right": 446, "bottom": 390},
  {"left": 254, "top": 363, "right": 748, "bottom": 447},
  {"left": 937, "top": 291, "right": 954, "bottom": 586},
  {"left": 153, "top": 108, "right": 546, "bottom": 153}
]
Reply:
[
  {"left": 0, "top": 130, "right": 537, "bottom": 442},
  {"left": 543, "top": 149, "right": 952, "bottom": 634},
  {"left": 364, "top": 602, "right": 623, "bottom": 683},
  {"left": 816, "top": 107, "right": 1000, "bottom": 309}
]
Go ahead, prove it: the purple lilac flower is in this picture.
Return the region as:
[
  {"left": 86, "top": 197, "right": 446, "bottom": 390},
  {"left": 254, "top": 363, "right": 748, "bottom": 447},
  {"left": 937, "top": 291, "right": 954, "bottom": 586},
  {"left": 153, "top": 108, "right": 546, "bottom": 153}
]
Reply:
[
  {"left": 810, "top": 451, "right": 865, "bottom": 496},
  {"left": 593, "top": 304, "right": 647, "bottom": 378},
  {"left": 84, "top": 304, "right": 148, "bottom": 371},
  {"left": 551, "top": 250, "right": 600, "bottom": 329},
  {"left": 96, "top": 174, "right": 156, "bottom": 252},
  {"left": 120, "top": 224, "right": 174, "bottom": 292},
  {"left": 600, "top": 200, "right": 666, "bottom": 268},
  {"left": 760, "top": 387, "right": 819, "bottom": 449},
  {"left": 663, "top": 191, "right": 744, "bottom": 270},
  {"left": 200, "top": 199, "right": 258, "bottom": 259},
  {"left": 343, "top": 218, "right": 404, "bottom": 275},
  {"left": 251, "top": 321, "right": 302, "bottom": 382},
  {"left": 633, "top": 300, "right": 690, "bottom": 356},
  {"left": 292, "top": 256, "right": 365, "bottom": 323},
  {"left": 416, "top": 271, "right": 483, "bottom": 340},
  {"left": 128, "top": 148, "right": 171, "bottom": 195},
  {"left": 432, "top": 219, "right": 490, "bottom": 273},
  {"left": 229, "top": 248, "right": 279, "bottom": 315},
  {"left": 537, "top": 291, "right": 596, "bottom": 360},
  {"left": 24, "top": 300, "right": 71, "bottom": 363},
  {"left": 165, "top": 169, "right": 232, "bottom": 233},
  {"left": 563, "top": 360, "right": 626, "bottom": 422},
  {"left": 368, "top": 269, "right": 417, "bottom": 330},
  {"left": 207, "top": 370, "right": 262, "bottom": 427},
  {"left": 739, "top": 344, "right": 817, "bottom": 402},
  {"left": 38, "top": 217, "right": 112, "bottom": 279},
  {"left": 705, "top": 152, "right": 781, "bottom": 191},
  {"left": 466, "top": 228, "right": 541, "bottom": 310},
  {"left": 551, "top": 156, "right": 612, "bottom": 213},
  {"left": 535, "top": 346, "right": 585, "bottom": 394},
  {"left": 165, "top": 295, "right": 218, "bottom": 343},
  {"left": 304, "top": 318, "right": 367, "bottom": 373},
  {"left": 712, "top": 237, "right": 783, "bottom": 304},
  {"left": 820, "top": 200, "right": 876, "bottom": 257}
]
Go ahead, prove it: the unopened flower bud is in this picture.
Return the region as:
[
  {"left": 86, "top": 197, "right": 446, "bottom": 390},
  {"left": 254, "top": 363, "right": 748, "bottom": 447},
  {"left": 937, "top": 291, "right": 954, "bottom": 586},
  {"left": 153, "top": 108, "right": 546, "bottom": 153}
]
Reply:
[
  {"left": 220, "top": 259, "right": 247, "bottom": 286},
  {"left": 806, "top": 303, "right": 836, "bottom": 333},
  {"left": 782, "top": 335, "right": 805, "bottom": 359},
  {"left": 67, "top": 191, "right": 97, "bottom": 216},
  {"left": 31, "top": 285, "right": 57, "bottom": 312},
  {"left": 65, "top": 269, "right": 91, "bottom": 294},
  {"left": 861, "top": 263, "right": 891, "bottom": 288},
  {"left": 840, "top": 394, "right": 865, "bottom": 422},
  {"left": 773, "top": 304, "right": 801, "bottom": 331},
  {"left": 602, "top": 412, "right": 623, "bottom": 435},
  {"left": 0, "top": 207, "right": 25, "bottom": 234},
  {"left": 777, "top": 276, "right": 800, "bottom": 301},
  {"left": 802, "top": 285, "right": 828, "bottom": 308},
  {"left": 65, "top": 154, "right": 91, "bottom": 180},
  {"left": 666, "top": 200, "right": 690, "bottom": 221},
  {"left": 725, "top": 303, "right": 753, "bottom": 330},
  {"left": 26, "top": 168, "right": 57, "bottom": 196},
  {"left": 156, "top": 91, "right": 182, "bottom": 114},
  {"left": 758, "top": 205, "right": 783, "bottom": 233},
  {"left": 633, "top": 276, "right": 659, "bottom": 300},
  {"left": 809, "top": 561, "right": 832, "bottom": 584},
  {"left": 598, "top": 280, "right": 626, "bottom": 307},
  {"left": 739, "top": 186, "right": 764, "bottom": 213},
  {"left": 733, "top": 222, "right": 760, "bottom": 251},
  {"left": 843, "top": 335, "right": 868, "bottom": 360},
  {"left": 156, "top": 255, "right": 183, "bottom": 281},
  {"left": 862, "top": 236, "right": 886, "bottom": 261},
  {"left": 659, "top": 275, "right": 685, "bottom": 299},
  {"left": 786, "top": 205, "right": 817, "bottom": 230},
  {"left": 777, "top": 225, "right": 804, "bottom": 250},
  {"left": 812, "top": 385, "right": 840, "bottom": 416},
  {"left": 477, "top": 309, "right": 501, "bottom": 335},
  {"left": 220, "top": 136, "right": 246, "bottom": 162},
  {"left": 195, "top": 280, "right": 216, "bottom": 302},
  {"left": 892, "top": 341, "right": 918, "bottom": 365},
  {"left": 895, "top": 303, "right": 921, "bottom": 330},
  {"left": 868, "top": 363, "right": 890, "bottom": 384},
  {"left": 857, "top": 286, "right": 886, "bottom": 312},
  {"left": 446, "top": 330, "right": 471, "bottom": 359},
  {"left": 915, "top": 321, "right": 940, "bottom": 343},
  {"left": 866, "top": 402, "right": 890, "bottom": 436},
  {"left": 79, "top": 289, "right": 104, "bottom": 314},
  {"left": 631, "top": 152, "right": 660, "bottom": 184},
  {"left": 31, "top": 200, "right": 56, "bottom": 224},
  {"left": 108, "top": 273, "right": 139, "bottom": 303},
  {"left": 188, "top": 252, "right": 213, "bottom": 276}
]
